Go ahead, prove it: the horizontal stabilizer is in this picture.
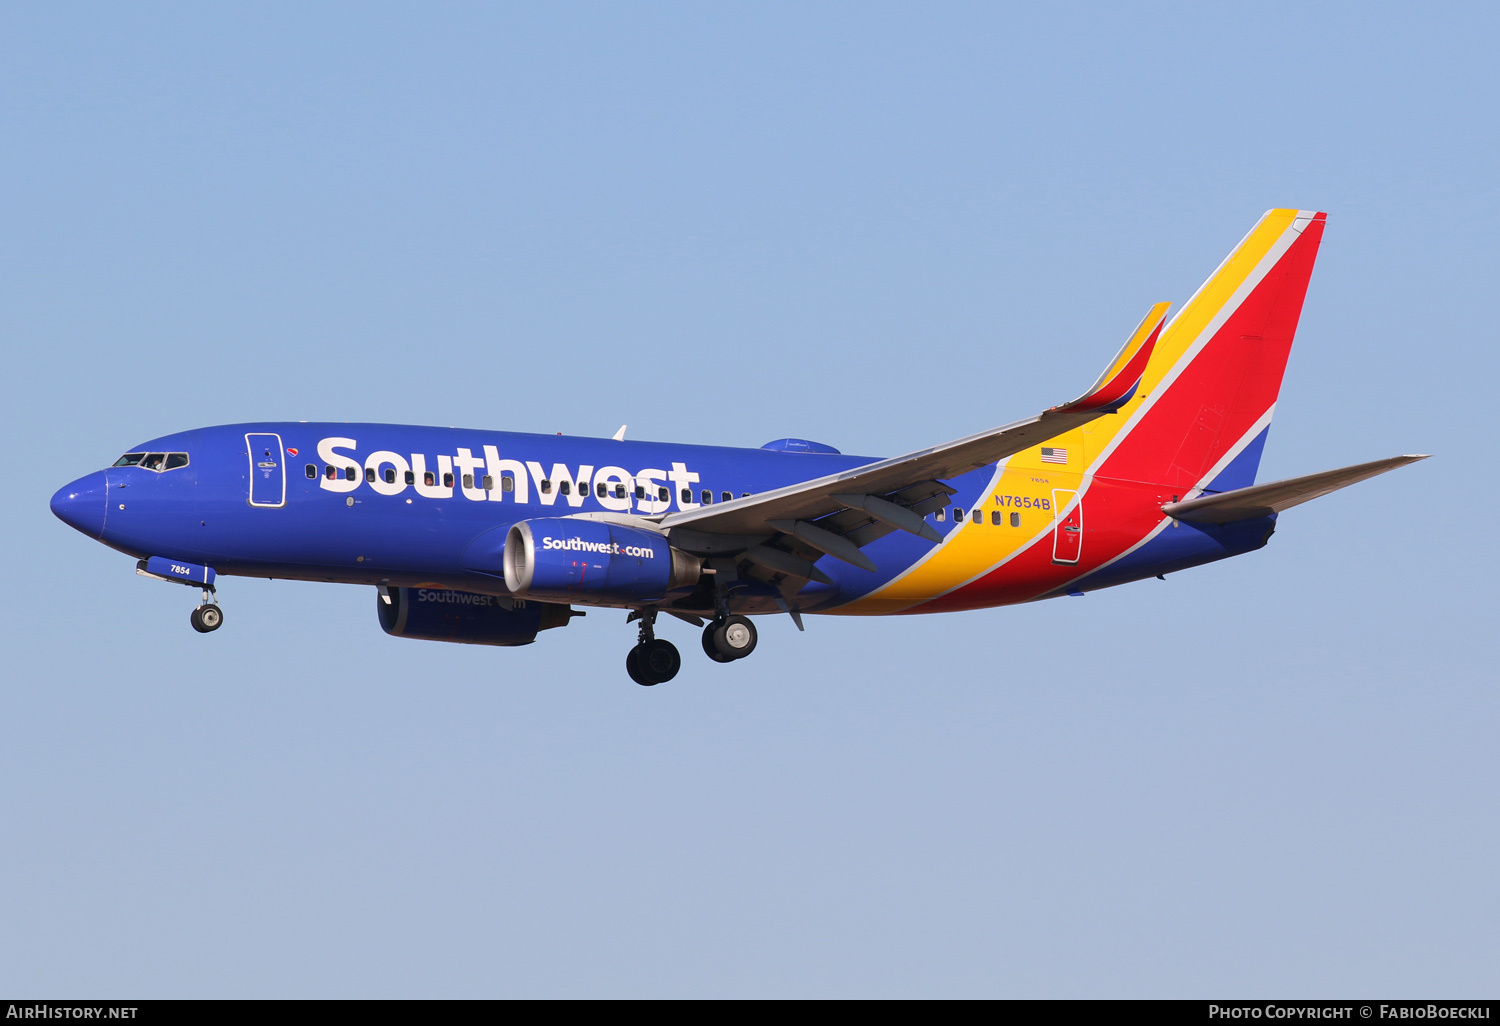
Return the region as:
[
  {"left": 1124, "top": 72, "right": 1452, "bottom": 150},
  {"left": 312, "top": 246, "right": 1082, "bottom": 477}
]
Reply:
[{"left": 1161, "top": 455, "right": 1430, "bottom": 524}]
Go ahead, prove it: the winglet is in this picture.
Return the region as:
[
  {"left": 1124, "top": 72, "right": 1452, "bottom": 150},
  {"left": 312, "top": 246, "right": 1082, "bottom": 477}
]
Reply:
[
  {"left": 612, "top": 425, "right": 627, "bottom": 441},
  {"left": 1052, "top": 301, "right": 1170, "bottom": 416}
]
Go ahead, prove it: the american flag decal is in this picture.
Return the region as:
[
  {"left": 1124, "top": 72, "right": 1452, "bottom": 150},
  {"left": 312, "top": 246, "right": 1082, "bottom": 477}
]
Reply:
[{"left": 1040, "top": 447, "right": 1068, "bottom": 464}]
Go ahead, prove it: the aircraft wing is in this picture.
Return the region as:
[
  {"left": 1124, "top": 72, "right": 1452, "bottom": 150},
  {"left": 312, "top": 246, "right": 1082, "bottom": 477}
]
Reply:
[
  {"left": 657, "top": 304, "right": 1169, "bottom": 574},
  {"left": 1160, "top": 454, "right": 1430, "bottom": 524}
]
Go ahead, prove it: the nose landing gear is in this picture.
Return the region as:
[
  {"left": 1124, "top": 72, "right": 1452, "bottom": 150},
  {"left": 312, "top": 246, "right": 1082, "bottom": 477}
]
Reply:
[
  {"left": 625, "top": 610, "right": 680, "bottom": 686},
  {"left": 190, "top": 587, "right": 223, "bottom": 633}
]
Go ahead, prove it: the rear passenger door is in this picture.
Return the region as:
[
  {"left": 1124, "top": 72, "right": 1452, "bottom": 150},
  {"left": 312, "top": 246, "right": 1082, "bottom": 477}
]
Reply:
[{"left": 1051, "top": 488, "right": 1082, "bottom": 565}]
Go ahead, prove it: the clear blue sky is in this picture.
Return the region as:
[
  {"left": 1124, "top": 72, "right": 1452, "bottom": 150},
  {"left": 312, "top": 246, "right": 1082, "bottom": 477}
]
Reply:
[{"left": 1, "top": 1, "right": 1495, "bottom": 997}]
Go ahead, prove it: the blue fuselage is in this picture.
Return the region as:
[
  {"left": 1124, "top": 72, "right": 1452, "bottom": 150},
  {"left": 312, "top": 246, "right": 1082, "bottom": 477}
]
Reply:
[
  {"left": 51, "top": 421, "right": 1274, "bottom": 617},
  {"left": 52, "top": 423, "right": 939, "bottom": 611}
]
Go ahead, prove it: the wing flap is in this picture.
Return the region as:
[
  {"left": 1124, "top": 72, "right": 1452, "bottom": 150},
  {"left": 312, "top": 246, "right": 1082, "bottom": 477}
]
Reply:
[
  {"left": 659, "top": 305, "right": 1169, "bottom": 540},
  {"left": 1161, "top": 455, "right": 1430, "bottom": 524}
]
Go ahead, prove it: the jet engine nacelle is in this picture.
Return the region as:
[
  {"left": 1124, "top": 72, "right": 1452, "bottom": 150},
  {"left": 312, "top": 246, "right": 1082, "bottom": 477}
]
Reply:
[
  {"left": 501, "top": 518, "right": 700, "bottom": 604},
  {"left": 377, "top": 586, "right": 575, "bottom": 647}
]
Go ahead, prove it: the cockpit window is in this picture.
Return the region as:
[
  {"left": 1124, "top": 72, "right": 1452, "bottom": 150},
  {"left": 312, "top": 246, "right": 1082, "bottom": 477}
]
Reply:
[{"left": 114, "top": 451, "right": 189, "bottom": 472}]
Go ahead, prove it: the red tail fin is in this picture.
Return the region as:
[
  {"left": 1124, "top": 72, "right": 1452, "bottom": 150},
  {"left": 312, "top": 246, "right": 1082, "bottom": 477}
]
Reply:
[{"left": 1090, "top": 209, "right": 1326, "bottom": 494}]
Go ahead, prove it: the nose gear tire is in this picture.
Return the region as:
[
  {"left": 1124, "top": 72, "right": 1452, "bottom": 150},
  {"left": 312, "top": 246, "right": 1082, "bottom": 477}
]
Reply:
[{"left": 190, "top": 605, "right": 223, "bottom": 633}]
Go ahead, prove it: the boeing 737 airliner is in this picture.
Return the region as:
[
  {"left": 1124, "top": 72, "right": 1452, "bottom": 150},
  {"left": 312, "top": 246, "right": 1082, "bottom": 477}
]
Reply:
[{"left": 51, "top": 209, "right": 1426, "bottom": 684}]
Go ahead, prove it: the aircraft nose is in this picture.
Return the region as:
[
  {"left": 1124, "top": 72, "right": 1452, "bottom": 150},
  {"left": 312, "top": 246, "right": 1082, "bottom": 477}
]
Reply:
[{"left": 51, "top": 470, "right": 109, "bottom": 539}]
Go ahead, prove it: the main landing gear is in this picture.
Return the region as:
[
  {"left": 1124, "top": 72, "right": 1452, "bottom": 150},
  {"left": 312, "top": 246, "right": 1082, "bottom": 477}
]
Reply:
[
  {"left": 626, "top": 610, "right": 680, "bottom": 686},
  {"left": 624, "top": 610, "right": 761, "bottom": 684},
  {"left": 190, "top": 588, "right": 223, "bottom": 633},
  {"left": 702, "top": 615, "right": 757, "bottom": 663}
]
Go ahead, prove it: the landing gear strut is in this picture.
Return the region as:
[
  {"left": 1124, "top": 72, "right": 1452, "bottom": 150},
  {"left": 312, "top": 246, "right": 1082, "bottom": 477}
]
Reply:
[
  {"left": 625, "top": 610, "right": 680, "bottom": 686},
  {"left": 190, "top": 588, "right": 223, "bottom": 633},
  {"left": 702, "top": 614, "right": 757, "bottom": 663}
]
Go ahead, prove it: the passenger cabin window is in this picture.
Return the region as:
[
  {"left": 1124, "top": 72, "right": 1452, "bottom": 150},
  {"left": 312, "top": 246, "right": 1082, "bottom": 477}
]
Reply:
[
  {"left": 405, "top": 471, "right": 415, "bottom": 485},
  {"left": 680, "top": 488, "right": 691, "bottom": 503},
  {"left": 463, "top": 474, "right": 474, "bottom": 489},
  {"left": 443, "top": 473, "right": 454, "bottom": 488},
  {"left": 540, "top": 479, "right": 551, "bottom": 493},
  {"left": 991, "top": 510, "right": 1001, "bottom": 525},
  {"left": 659, "top": 487, "right": 670, "bottom": 502},
  {"left": 558, "top": 481, "right": 570, "bottom": 496},
  {"left": 972, "top": 510, "right": 982, "bottom": 524},
  {"left": 635, "top": 485, "right": 646, "bottom": 499},
  {"left": 113, "top": 453, "right": 145, "bottom": 467},
  {"left": 424, "top": 472, "right": 435, "bottom": 486},
  {"left": 325, "top": 466, "right": 336, "bottom": 480},
  {"left": 953, "top": 507, "right": 964, "bottom": 520},
  {"left": 1010, "top": 512, "right": 1021, "bottom": 527},
  {"left": 935, "top": 509, "right": 946, "bottom": 522},
  {"left": 502, "top": 476, "right": 515, "bottom": 493},
  {"left": 741, "top": 492, "right": 750, "bottom": 498},
  {"left": 345, "top": 467, "right": 357, "bottom": 482},
  {"left": 596, "top": 482, "right": 607, "bottom": 498},
  {"left": 365, "top": 468, "right": 376, "bottom": 483},
  {"left": 384, "top": 468, "right": 396, "bottom": 485},
  {"left": 482, "top": 475, "right": 493, "bottom": 491},
  {"left": 615, "top": 484, "right": 627, "bottom": 499},
  {"left": 721, "top": 491, "right": 732, "bottom": 503},
  {"left": 701, "top": 489, "right": 712, "bottom": 504},
  {"left": 306, "top": 464, "right": 317, "bottom": 479}
]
